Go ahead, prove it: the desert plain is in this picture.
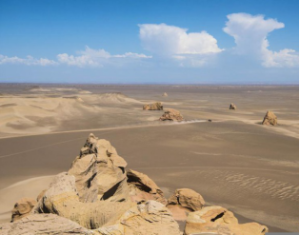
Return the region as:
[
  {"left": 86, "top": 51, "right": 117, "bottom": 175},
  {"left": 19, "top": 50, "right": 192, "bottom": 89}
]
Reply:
[{"left": 0, "top": 83, "right": 298, "bottom": 232}]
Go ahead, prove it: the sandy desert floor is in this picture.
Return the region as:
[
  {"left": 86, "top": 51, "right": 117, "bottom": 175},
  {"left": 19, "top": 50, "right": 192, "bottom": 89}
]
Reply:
[{"left": 0, "top": 84, "right": 298, "bottom": 232}]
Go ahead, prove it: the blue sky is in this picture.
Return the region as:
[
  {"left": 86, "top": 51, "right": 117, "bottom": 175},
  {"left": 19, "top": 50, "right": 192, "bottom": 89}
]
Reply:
[{"left": 0, "top": 0, "right": 299, "bottom": 84}]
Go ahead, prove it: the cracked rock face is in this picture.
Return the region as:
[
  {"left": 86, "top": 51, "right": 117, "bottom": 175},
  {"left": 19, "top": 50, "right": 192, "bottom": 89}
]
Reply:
[{"left": 3, "top": 134, "right": 268, "bottom": 235}]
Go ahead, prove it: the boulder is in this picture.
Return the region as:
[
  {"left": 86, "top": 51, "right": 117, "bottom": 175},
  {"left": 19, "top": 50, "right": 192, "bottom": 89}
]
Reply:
[
  {"left": 262, "top": 111, "right": 277, "bottom": 126},
  {"left": 11, "top": 197, "right": 37, "bottom": 222},
  {"left": 185, "top": 206, "right": 268, "bottom": 235},
  {"left": 162, "top": 92, "right": 168, "bottom": 97},
  {"left": 159, "top": 108, "right": 184, "bottom": 121},
  {"left": 127, "top": 169, "right": 166, "bottom": 204},
  {"left": 229, "top": 103, "right": 236, "bottom": 110},
  {"left": 143, "top": 102, "right": 163, "bottom": 110},
  {"left": 167, "top": 188, "right": 205, "bottom": 211}
]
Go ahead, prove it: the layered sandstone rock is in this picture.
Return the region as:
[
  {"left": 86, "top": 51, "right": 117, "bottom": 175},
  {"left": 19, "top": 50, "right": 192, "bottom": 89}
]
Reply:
[
  {"left": 167, "top": 188, "right": 205, "bottom": 211},
  {"left": 229, "top": 103, "right": 236, "bottom": 110},
  {"left": 185, "top": 206, "right": 268, "bottom": 235},
  {"left": 4, "top": 134, "right": 268, "bottom": 235},
  {"left": 11, "top": 197, "right": 37, "bottom": 222},
  {"left": 143, "top": 102, "right": 163, "bottom": 110},
  {"left": 127, "top": 169, "right": 166, "bottom": 204},
  {"left": 159, "top": 108, "right": 184, "bottom": 121},
  {"left": 262, "top": 111, "right": 277, "bottom": 126}
]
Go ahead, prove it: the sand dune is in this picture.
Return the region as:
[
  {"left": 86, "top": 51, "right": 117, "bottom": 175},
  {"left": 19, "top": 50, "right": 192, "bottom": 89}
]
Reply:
[{"left": 0, "top": 84, "right": 298, "bottom": 232}]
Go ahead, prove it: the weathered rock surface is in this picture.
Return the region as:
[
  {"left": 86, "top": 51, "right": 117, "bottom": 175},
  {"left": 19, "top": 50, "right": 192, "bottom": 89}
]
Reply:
[
  {"left": 167, "top": 188, "right": 205, "bottom": 211},
  {"left": 98, "top": 200, "right": 181, "bottom": 235},
  {"left": 127, "top": 169, "right": 166, "bottom": 204},
  {"left": 229, "top": 103, "right": 236, "bottom": 110},
  {"left": 1, "top": 214, "right": 92, "bottom": 235},
  {"left": 11, "top": 197, "right": 37, "bottom": 222},
  {"left": 162, "top": 92, "right": 168, "bottom": 97},
  {"left": 159, "top": 108, "right": 184, "bottom": 121},
  {"left": 185, "top": 206, "right": 268, "bottom": 235},
  {"left": 143, "top": 102, "right": 163, "bottom": 110},
  {"left": 262, "top": 111, "right": 277, "bottom": 126},
  {"left": 4, "top": 134, "right": 268, "bottom": 235}
]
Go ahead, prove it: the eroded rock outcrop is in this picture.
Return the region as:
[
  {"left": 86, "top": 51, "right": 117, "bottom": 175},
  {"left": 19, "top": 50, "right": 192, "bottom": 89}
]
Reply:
[
  {"left": 229, "top": 103, "right": 236, "bottom": 110},
  {"left": 185, "top": 206, "right": 268, "bottom": 235},
  {"left": 162, "top": 92, "right": 168, "bottom": 97},
  {"left": 127, "top": 169, "right": 166, "bottom": 204},
  {"left": 167, "top": 188, "right": 205, "bottom": 211},
  {"left": 262, "top": 111, "right": 277, "bottom": 126},
  {"left": 11, "top": 197, "right": 37, "bottom": 222},
  {"left": 143, "top": 102, "right": 163, "bottom": 110},
  {"left": 4, "top": 134, "right": 268, "bottom": 235},
  {"left": 159, "top": 108, "right": 184, "bottom": 121}
]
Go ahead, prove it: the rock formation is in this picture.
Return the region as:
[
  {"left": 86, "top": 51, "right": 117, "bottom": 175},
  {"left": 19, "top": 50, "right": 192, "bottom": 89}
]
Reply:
[
  {"left": 185, "top": 206, "right": 268, "bottom": 235},
  {"left": 229, "top": 103, "right": 236, "bottom": 110},
  {"left": 262, "top": 111, "right": 277, "bottom": 126},
  {"left": 162, "top": 92, "right": 168, "bottom": 97},
  {"left": 159, "top": 108, "right": 184, "bottom": 121},
  {"left": 143, "top": 102, "right": 163, "bottom": 110},
  {"left": 167, "top": 188, "right": 205, "bottom": 211},
  {"left": 2, "top": 134, "right": 268, "bottom": 235},
  {"left": 11, "top": 197, "right": 37, "bottom": 222}
]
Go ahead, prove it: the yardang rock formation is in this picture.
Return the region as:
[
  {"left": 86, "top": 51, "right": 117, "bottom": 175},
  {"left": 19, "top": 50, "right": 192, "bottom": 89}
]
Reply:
[
  {"left": 1, "top": 134, "right": 268, "bottom": 235},
  {"left": 143, "top": 102, "right": 163, "bottom": 110},
  {"left": 262, "top": 111, "right": 277, "bottom": 126}
]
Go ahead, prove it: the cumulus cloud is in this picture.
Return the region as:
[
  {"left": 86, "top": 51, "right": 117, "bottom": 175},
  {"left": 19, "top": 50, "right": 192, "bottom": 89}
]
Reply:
[
  {"left": 57, "top": 46, "right": 152, "bottom": 67},
  {"left": 223, "top": 13, "right": 299, "bottom": 67},
  {"left": 139, "top": 23, "right": 222, "bottom": 67},
  {"left": 0, "top": 54, "right": 57, "bottom": 66}
]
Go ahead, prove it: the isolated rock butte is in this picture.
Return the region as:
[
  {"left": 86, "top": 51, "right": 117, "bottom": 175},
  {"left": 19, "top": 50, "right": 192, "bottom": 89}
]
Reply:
[
  {"left": 162, "top": 92, "right": 168, "bottom": 97},
  {"left": 3, "top": 134, "right": 268, "bottom": 235},
  {"left": 159, "top": 108, "right": 184, "bottom": 121},
  {"left": 229, "top": 103, "right": 237, "bottom": 110},
  {"left": 143, "top": 102, "right": 163, "bottom": 110},
  {"left": 262, "top": 111, "right": 277, "bottom": 126}
]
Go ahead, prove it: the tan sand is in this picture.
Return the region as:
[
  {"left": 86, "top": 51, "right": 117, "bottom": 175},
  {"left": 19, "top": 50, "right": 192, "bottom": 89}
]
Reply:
[{"left": 0, "top": 84, "right": 298, "bottom": 232}]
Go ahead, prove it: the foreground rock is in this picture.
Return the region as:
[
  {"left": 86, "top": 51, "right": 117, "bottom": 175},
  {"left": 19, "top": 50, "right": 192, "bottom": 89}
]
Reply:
[
  {"left": 3, "top": 134, "right": 268, "bottom": 235},
  {"left": 185, "top": 206, "right": 268, "bottom": 235},
  {"left": 159, "top": 108, "right": 184, "bottom": 121},
  {"left": 262, "top": 111, "right": 277, "bottom": 126},
  {"left": 11, "top": 197, "right": 37, "bottom": 222},
  {"left": 143, "top": 102, "right": 163, "bottom": 110},
  {"left": 127, "top": 169, "right": 166, "bottom": 204},
  {"left": 229, "top": 103, "right": 236, "bottom": 110},
  {"left": 167, "top": 188, "right": 205, "bottom": 211}
]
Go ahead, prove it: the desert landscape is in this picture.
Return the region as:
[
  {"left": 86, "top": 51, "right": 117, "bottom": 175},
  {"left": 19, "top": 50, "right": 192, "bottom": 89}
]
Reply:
[{"left": 0, "top": 83, "right": 298, "bottom": 234}]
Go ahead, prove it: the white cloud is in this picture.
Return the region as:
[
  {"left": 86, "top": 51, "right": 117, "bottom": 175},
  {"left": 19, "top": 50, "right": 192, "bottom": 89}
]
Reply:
[
  {"left": 0, "top": 54, "right": 57, "bottom": 66},
  {"left": 223, "top": 13, "right": 299, "bottom": 67},
  {"left": 57, "top": 46, "right": 152, "bottom": 67},
  {"left": 139, "top": 23, "right": 222, "bottom": 67},
  {"left": 139, "top": 23, "right": 222, "bottom": 56}
]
